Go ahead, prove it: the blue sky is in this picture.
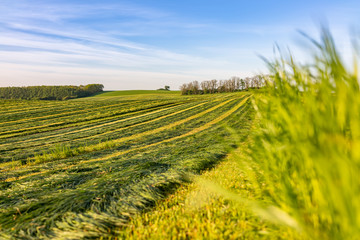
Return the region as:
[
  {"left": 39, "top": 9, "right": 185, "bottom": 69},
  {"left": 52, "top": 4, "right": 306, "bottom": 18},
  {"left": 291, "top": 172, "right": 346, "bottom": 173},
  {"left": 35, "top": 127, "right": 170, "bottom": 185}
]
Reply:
[{"left": 0, "top": 0, "right": 359, "bottom": 90}]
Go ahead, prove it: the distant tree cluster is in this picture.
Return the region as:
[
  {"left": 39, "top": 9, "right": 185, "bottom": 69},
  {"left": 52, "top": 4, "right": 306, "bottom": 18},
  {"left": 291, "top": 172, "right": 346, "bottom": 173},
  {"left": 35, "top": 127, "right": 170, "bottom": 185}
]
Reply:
[
  {"left": 179, "top": 76, "right": 265, "bottom": 95},
  {"left": 157, "top": 85, "right": 170, "bottom": 91},
  {"left": 0, "top": 84, "right": 104, "bottom": 100}
]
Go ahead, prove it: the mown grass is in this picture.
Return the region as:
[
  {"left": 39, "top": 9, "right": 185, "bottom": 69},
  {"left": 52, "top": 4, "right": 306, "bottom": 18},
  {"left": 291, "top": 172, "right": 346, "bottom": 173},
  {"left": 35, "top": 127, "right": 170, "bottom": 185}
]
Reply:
[
  {"left": 0, "top": 92, "right": 251, "bottom": 239},
  {"left": 93, "top": 90, "right": 181, "bottom": 97},
  {"left": 1, "top": 97, "right": 236, "bottom": 169},
  {"left": 118, "top": 130, "right": 303, "bottom": 240},
  {"left": 0, "top": 101, "right": 202, "bottom": 165},
  {"left": 116, "top": 28, "right": 360, "bottom": 240},
  {"left": 2, "top": 27, "right": 355, "bottom": 240}
]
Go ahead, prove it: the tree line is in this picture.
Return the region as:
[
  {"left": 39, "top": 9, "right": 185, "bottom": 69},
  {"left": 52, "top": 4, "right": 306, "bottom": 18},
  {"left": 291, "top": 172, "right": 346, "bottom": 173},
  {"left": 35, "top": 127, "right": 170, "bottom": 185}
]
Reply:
[
  {"left": 0, "top": 84, "right": 104, "bottom": 100},
  {"left": 179, "top": 75, "right": 265, "bottom": 95}
]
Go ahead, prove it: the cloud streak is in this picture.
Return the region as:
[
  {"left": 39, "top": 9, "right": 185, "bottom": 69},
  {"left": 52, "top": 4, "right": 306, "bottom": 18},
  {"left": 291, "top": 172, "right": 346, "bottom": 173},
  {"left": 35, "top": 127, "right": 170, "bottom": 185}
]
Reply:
[
  {"left": 0, "top": 1, "right": 235, "bottom": 89},
  {"left": 0, "top": 0, "right": 358, "bottom": 90}
]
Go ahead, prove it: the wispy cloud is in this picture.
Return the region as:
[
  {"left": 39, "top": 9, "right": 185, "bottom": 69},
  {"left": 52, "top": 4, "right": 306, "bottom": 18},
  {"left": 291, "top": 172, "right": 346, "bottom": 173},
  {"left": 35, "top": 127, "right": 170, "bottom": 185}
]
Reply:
[
  {"left": 0, "top": 1, "right": 236, "bottom": 89},
  {"left": 0, "top": 0, "right": 358, "bottom": 89}
]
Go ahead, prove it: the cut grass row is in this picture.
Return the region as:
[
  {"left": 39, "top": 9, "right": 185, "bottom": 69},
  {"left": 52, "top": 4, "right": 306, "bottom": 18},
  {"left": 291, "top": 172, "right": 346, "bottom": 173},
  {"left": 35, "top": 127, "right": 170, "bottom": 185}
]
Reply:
[
  {"left": 0, "top": 95, "right": 199, "bottom": 130},
  {"left": 1, "top": 96, "right": 245, "bottom": 174},
  {"left": 0, "top": 98, "right": 225, "bottom": 163},
  {"left": 119, "top": 142, "right": 303, "bottom": 240},
  {"left": 0, "top": 99, "right": 69, "bottom": 114},
  {"left": 0, "top": 101, "right": 189, "bottom": 146},
  {"left": 2, "top": 98, "right": 249, "bottom": 192},
  {"left": 92, "top": 90, "right": 181, "bottom": 97},
  {"left": 0, "top": 100, "right": 175, "bottom": 132},
  {"left": 0, "top": 95, "right": 213, "bottom": 138},
  {"left": 0, "top": 99, "right": 128, "bottom": 123},
  {"left": 3, "top": 99, "right": 208, "bottom": 143},
  {"left": 0, "top": 93, "right": 252, "bottom": 239}
]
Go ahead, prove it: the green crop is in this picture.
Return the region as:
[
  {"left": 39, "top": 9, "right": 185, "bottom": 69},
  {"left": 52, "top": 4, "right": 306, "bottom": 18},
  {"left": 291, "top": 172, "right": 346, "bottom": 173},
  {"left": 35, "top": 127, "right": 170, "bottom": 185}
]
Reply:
[
  {"left": 248, "top": 28, "right": 360, "bottom": 240},
  {"left": 0, "top": 92, "right": 251, "bottom": 239}
]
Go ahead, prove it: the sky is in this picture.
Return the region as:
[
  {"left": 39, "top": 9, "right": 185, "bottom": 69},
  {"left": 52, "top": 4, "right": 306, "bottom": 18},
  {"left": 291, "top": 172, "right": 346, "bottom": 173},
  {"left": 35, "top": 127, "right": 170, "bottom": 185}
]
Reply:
[{"left": 0, "top": 0, "right": 359, "bottom": 90}]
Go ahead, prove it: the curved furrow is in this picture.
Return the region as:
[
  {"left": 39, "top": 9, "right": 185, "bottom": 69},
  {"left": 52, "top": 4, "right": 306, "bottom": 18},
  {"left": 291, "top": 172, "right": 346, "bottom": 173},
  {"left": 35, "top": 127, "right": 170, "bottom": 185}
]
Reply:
[
  {"left": 0, "top": 103, "right": 183, "bottom": 142},
  {"left": 0, "top": 100, "right": 143, "bottom": 126},
  {"left": 1, "top": 95, "right": 250, "bottom": 182},
  {"left": 0, "top": 101, "right": 206, "bottom": 161},
  {"left": 0, "top": 101, "right": 182, "bottom": 140}
]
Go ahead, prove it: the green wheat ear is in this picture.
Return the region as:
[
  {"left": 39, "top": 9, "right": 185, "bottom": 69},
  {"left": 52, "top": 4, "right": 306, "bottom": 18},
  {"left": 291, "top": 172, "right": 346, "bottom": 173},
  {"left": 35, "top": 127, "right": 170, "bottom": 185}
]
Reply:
[{"left": 248, "top": 27, "right": 360, "bottom": 240}]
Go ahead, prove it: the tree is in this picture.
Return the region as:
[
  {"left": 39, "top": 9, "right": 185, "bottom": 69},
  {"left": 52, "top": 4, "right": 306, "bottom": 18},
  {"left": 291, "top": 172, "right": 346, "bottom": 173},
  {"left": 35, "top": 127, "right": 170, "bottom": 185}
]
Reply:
[
  {"left": 180, "top": 84, "right": 188, "bottom": 95},
  {"left": 179, "top": 75, "right": 265, "bottom": 95},
  {"left": 158, "top": 85, "right": 170, "bottom": 91},
  {"left": 0, "top": 84, "right": 104, "bottom": 100},
  {"left": 210, "top": 79, "right": 217, "bottom": 93},
  {"left": 240, "top": 79, "right": 245, "bottom": 90},
  {"left": 83, "top": 84, "right": 104, "bottom": 94}
]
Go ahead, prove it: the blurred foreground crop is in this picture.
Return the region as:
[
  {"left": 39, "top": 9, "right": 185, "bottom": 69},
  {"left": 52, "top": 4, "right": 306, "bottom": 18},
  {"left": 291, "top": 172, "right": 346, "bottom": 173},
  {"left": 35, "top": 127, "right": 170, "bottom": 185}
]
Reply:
[{"left": 249, "top": 28, "right": 360, "bottom": 240}]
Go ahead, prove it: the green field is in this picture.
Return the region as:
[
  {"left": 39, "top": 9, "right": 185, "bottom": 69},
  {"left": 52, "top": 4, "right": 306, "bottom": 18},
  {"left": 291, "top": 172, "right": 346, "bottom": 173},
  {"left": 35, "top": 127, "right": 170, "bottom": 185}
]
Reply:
[
  {"left": 0, "top": 91, "right": 255, "bottom": 239},
  {"left": 1, "top": 31, "right": 359, "bottom": 240},
  {"left": 92, "top": 90, "right": 181, "bottom": 97}
]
